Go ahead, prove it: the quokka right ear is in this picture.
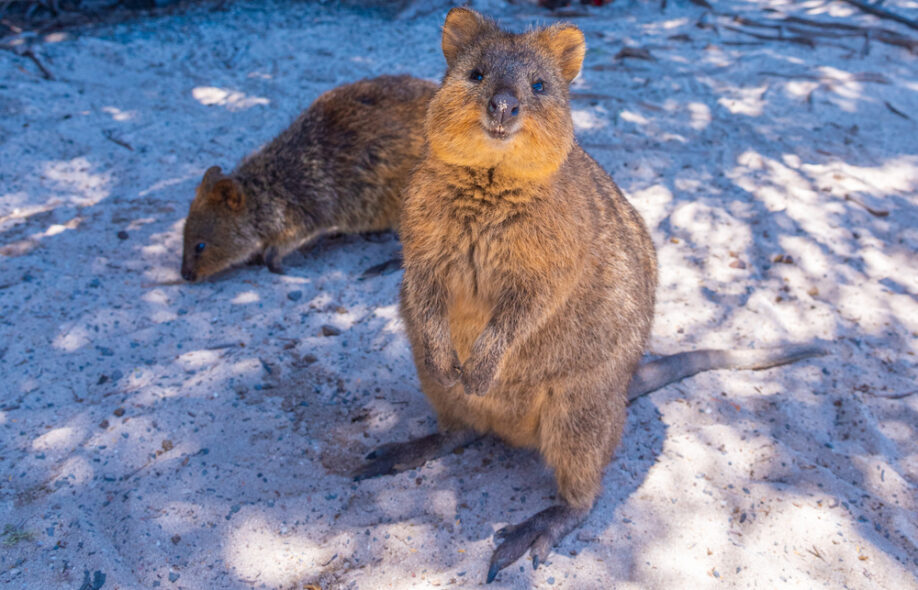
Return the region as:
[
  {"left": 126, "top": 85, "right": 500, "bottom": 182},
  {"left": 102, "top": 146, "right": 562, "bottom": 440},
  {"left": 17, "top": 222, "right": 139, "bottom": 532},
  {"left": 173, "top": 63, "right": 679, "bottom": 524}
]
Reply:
[
  {"left": 442, "top": 7, "right": 493, "bottom": 67},
  {"left": 202, "top": 165, "right": 224, "bottom": 188}
]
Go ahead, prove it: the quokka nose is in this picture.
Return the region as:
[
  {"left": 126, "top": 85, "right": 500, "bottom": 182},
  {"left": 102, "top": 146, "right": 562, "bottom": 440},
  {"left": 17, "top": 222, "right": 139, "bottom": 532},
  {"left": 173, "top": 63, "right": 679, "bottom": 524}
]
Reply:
[
  {"left": 181, "top": 264, "right": 196, "bottom": 282},
  {"left": 488, "top": 92, "right": 520, "bottom": 125}
]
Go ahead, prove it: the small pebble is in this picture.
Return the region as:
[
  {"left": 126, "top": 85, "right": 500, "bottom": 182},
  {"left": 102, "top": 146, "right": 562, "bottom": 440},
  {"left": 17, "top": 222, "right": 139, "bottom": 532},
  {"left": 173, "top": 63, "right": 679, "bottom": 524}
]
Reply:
[
  {"left": 161, "top": 440, "right": 174, "bottom": 452},
  {"left": 287, "top": 290, "right": 303, "bottom": 302},
  {"left": 117, "top": 230, "right": 129, "bottom": 240},
  {"left": 171, "top": 534, "right": 181, "bottom": 545},
  {"left": 321, "top": 325, "right": 341, "bottom": 337},
  {"left": 113, "top": 408, "right": 125, "bottom": 417}
]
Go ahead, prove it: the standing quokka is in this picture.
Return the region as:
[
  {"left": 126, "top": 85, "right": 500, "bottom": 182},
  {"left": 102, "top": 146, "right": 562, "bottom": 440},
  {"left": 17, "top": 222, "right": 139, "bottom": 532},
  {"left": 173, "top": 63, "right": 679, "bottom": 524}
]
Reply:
[
  {"left": 353, "top": 9, "right": 824, "bottom": 583},
  {"left": 180, "top": 75, "right": 436, "bottom": 281},
  {"left": 361, "top": 9, "right": 656, "bottom": 581}
]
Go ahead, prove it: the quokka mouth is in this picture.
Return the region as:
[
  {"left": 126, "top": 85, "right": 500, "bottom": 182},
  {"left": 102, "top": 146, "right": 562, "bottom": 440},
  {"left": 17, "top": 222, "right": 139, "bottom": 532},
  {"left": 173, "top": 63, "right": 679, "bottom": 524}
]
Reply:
[{"left": 483, "top": 124, "right": 518, "bottom": 141}]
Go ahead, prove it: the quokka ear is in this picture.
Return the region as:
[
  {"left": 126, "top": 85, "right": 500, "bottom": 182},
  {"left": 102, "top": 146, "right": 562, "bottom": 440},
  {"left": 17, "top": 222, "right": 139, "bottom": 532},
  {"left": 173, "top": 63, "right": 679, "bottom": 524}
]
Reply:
[
  {"left": 442, "top": 7, "right": 493, "bottom": 67},
  {"left": 211, "top": 177, "right": 245, "bottom": 212},
  {"left": 202, "top": 165, "right": 224, "bottom": 188},
  {"left": 539, "top": 24, "right": 586, "bottom": 83}
]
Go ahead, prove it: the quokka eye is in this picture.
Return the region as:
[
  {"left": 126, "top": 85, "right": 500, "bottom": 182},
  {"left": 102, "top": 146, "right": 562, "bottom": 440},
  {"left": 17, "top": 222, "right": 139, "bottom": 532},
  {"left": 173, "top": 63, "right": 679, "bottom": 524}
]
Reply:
[
  {"left": 470, "top": 70, "right": 484, "bottom": 82},
  {"left": 531, "top": 80, "right": 545, "bottom": 93},
  {"left": 195, "top": 242, "right": 206, "bottom": 254}
]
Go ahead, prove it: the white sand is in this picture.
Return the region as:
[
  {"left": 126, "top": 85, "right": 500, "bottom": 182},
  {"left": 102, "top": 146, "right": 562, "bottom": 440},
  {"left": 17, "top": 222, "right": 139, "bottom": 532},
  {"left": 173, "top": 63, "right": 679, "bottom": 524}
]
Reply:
[{"left": 1, "top": 0, "right": 916, "bottom": 588}]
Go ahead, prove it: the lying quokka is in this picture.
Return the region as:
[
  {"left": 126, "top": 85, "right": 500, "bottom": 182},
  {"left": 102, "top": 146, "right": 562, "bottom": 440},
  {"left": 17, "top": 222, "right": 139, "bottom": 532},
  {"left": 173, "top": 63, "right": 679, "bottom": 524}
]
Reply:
[
  {"left": 180, "top": 75, "right": 436, "bottom": 281},
  {"left": 353, "top": 9, "right": 823, "bottom": 583}
]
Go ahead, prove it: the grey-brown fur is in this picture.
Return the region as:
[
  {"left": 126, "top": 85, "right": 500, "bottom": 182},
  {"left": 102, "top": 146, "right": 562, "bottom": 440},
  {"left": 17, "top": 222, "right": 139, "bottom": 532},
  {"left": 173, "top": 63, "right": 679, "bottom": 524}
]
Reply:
[{"left": 181, "top": 74, "right": 436, "bottom": 281}]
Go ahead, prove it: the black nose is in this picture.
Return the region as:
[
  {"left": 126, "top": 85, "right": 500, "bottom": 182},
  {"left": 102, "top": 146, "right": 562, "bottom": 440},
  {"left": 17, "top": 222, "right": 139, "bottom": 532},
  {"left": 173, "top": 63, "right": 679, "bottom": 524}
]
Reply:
[
  {"left": 181, "top": 265, "right": 196, "bottom": 282},
  {"left": 488, "top": 91, "right": 519, "bottom": 125}
]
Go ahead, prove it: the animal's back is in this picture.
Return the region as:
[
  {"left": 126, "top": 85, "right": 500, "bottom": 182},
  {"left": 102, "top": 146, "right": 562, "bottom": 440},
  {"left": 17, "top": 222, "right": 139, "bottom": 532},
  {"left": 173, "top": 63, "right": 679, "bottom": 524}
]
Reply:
[
  {"left": 308, "top": 75, "right": 436, "bottom": 232},
  {"left": 241, "top": 74, "right": 437, "bottom": 233}
]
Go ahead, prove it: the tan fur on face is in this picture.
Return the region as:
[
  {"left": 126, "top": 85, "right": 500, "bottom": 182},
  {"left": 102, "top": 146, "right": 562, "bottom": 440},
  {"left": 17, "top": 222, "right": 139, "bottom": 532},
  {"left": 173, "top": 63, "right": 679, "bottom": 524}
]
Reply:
[
  {"left": 182, "top": 168, "right": 258, "bottom": 279},
  {"left": 425, "top": 10, "right": 583, "bottom": 180}
]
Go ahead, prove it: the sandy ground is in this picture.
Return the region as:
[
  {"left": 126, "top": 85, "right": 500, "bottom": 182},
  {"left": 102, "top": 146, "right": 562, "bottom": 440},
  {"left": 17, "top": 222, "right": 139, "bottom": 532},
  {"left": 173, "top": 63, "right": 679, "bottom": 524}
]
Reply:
[{"left": 1, "top": 0, "right": 917, "bottom": 588}]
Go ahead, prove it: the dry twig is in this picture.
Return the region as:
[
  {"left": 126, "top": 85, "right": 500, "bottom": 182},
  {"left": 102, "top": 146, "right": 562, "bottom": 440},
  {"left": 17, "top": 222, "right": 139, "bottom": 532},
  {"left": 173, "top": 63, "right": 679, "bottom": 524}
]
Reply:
[
  {"left": 0, "top": 44, "right": 53, "bottom": 78},
  {"left": 838, "top": 0, "right": 918, "bottom": 31},
  {"left": 884, "top": 101, "right": 910, "bottom": 120},
  {"left": 102, "top": 130, "right": 134, "bottom": 151}
]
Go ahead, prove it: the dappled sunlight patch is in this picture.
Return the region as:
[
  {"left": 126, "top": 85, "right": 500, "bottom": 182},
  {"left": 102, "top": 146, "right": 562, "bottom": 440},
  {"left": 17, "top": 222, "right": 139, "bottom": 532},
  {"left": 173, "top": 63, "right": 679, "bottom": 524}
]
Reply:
[
  {"left": 364, "top": 407, "right": 401, "bottom": 433},
  {"left": 572, "top": 108, "right": 607, "bottom": 131},
  {"left": 42, "top": 157, "right": 111, "bottom": 208},
  {"left": 639, "top": 16, "right": 691, "bottom": 34},
  {"left": 699, "top": 44, "right": 732, "bottom": 68},
  {"left": 373, "top": 304, "right": 401, "bottom": 329},
  {"left": 231, "top": 290, "right": 260, "bottom": 305},
  {"left": 54, "top": 324, "right": 91, "bottom": 352},
  {"left": 1, "top": 215, "right": 84, "bottom": 257},
  {"left": 0, "top": 192, "right": 46, "bottom": 220},
  {"left": 668, "top": 201, "right": 752, "bottom": 260},
  {"left": 849, "top": 453, "right": 915, "bottom": 510},
  {"left": 176, "top": 349, "right": 225, "bottom": 370},
  {"left": 746, "top": 288, "right": 834, "bottom": 337},
  {"left": 41, "top": 217, "right": 82, "bottom": 237},
  {"left": 624, "top": 411, "right": 918, "bottom": 586},
  {"left": 139, "top": 171, "right": 202, "bottom": 198},
  {"left": 230, "top": 357, "right": 267, "bottom": 379},
  {"left": 192, "top": 86, "right": 270, "bottom": 111},
  {"left": 620, "top": 110, "right": 649, "bottom": 126},
  {"left": 835, "top": 280, "right": 914, "bottom": 332},
  {"left": 877, "top": 420, "right": 917, "bottom": 448},
  {"left": 729, "top": 150, "right": 853, "bottom": 242},
  {"left": 717, "top": 84, "right": 768, "bottom": 117},
  {"left": 151, "top": 309, "right": 179, "bottom": 323},
  {"left": 225, "top": 514, "right": 347, "bottom": 587},
  {"left": 143, "top": 289, "right": 170, "bottom": 306},
  {"left": 801, "top": 155, "right": 918, "bottom": 197},
  {"left": 102, "top": 106, "right": 136, "bottom": 122},
  {"left": 278, "top": 274, "right": 309, "bottom": 286},
  {"left": 140, "top": 221, "right": 188, "bottom": 283},
  {"left": 140, "top": 241, "right": 171, "bottom": 258},
  {"left": 629, "top": 184, "right": 674, "bottom": 230},
  {"left": 784, "top": 79, "right": 820, "bottom": 101},
  {"left": 775, "top": 235, "right": 832, "bottom": 276},
  {"left": 52, "top": 455, "right": 95, "bottom": 487},
  {"left": 32, "top": 426, "right": 81, "bottom": 453}
]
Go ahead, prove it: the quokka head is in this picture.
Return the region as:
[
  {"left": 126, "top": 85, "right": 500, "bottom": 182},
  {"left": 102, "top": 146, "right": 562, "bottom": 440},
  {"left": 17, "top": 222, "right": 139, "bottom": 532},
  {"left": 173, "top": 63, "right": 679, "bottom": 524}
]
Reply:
[
  {"left": 426, "top": 8, "right": 586, "bottom": 179},
  {"left": 181, "top": 166, "right": 260, "bottom": 282}
]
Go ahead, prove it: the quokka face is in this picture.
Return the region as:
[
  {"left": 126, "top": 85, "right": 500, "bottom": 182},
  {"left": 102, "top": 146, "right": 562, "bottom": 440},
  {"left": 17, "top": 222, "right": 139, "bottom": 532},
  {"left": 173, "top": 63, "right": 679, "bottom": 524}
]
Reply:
[
  {"left": 181, "top": 166, "right": 259, "bottom": 282},
  {"left": 426, "top": 10, "right": 585, "bottom": 179}
]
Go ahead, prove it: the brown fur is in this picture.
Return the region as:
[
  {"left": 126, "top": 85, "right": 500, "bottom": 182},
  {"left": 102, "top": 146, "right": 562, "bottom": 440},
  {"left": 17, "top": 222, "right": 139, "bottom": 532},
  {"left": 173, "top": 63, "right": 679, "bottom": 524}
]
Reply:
[
  {"left": 399, "top": 8, "right": 657, "bottom": 515},
  {"left": 181, "top": 75, "right": 436, "bottom": 281}
]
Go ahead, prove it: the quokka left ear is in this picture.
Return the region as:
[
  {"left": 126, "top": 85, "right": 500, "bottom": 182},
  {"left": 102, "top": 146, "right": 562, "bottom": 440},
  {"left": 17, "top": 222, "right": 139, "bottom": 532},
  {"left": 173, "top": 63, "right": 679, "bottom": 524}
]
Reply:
[
  {"left": 538, "top": 24, "right": 586, "bottom": 84},
  {"left": 442, "top": 7, "right": 496, "bottom": 68},
  {"left": 202, "top": 165, "right": 224, "bottom": 188}
]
